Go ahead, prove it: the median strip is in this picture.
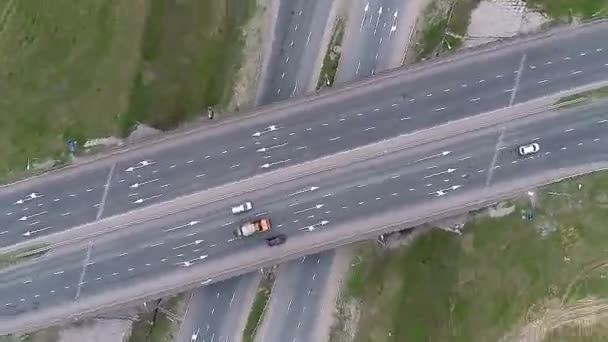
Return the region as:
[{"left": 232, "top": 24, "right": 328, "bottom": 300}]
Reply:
[
  {"left": 242, "top": 270, "right": 275, "bottom": 342},
  {"left": 0, "top": 244, "right": 48, "bottom": 271},
  {"left": 317, "top": 18, "right": 345, "bottom": 89}
]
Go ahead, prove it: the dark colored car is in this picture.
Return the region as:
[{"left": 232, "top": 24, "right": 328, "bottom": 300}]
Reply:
[{"left": 266, "top": 234, "right": 287, "bottom": 247}]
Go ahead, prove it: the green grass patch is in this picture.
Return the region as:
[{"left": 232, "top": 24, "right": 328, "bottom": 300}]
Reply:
[
  {"left": 127, "top": 294, "right": 186, "bottom": 342},
  {"left": 242, "top": 273, "right": 275, "bottom": 342},
  {"left": 333, "top": 170, "right": 608, "bottom": 342},
  {"left": 524, "top": 0, "right": 608, "bottom": 20},
  {"left": 123, "top": 0, "right": 255, "bottom": 134},
  {"left": 317, "top": 18, "right": 345, "bottom": 90},
  {"left": 0, "top": 0, "right": 147, "bottom": 181},
  {"left": 557, "top": 86, "right": 608, "bottom": 107},
  {"left": 416, "top": 0, "right": 481, "bottom": 60},
  {"left": 0, "top": 244, "right": 49, "bottom": 271},
  {"left": 0, "top": 0, "right": 255, "bottom": 182}
]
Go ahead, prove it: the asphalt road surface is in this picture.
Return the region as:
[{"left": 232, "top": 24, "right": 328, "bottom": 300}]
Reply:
[
  {"left": 1, "top": 101, "right": 606, "bottom": 331},
  {"left": 337, "top": 0, "right": 407, "bottom": 82},
  {"left": 179, "top": 1, "right": 336, "bottom": 341},
  {"left": 1, "top": 23, "right": 607, "bottom": 248},
  {"left": 257, "top": 0, "right": 334, "bottom": 105}
]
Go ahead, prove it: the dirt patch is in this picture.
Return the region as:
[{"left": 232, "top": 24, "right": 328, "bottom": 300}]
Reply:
[
  {"left": 501, "top": 298, "right": 608, "bottom": 342},
  {"left": 58, "top": 319, "right": 133, "bottom": 342},
  {"left": 227, "top": 0, "right": 270, "bottom": 113},
  {"left": 465, "top": 0, "right": 548, "bottom": 48},
  {"left": 488, "top": 201, "right": 516, "bottom": 218}
]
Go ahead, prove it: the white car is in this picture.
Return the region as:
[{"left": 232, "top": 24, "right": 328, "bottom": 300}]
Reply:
[
  {"left": 191, "top": 328, "right": 200, "bottom": 342},
  {"left": 518, "top": 142, "right": 540, "bottom": 156},
  {"left": 231, "top": 201, "right": 253, "bottom": 215}
]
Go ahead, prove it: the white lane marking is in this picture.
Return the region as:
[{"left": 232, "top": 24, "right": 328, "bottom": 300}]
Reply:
[
  {"left": 458, "top": 156, "right": 472, "bottom": 161},
  {"left": 195, "top": 173, "right": 207, "bottom": 178},
  {"left": 537, "top": 79, "right": 548, "bottom": 84},
  {"left": 443, "top": 88, "right": 451, "bottom": 92},
  {"left": 364, "top": 127, "right": 376, "bottom": 131},
  {"left": 74, "top": 242, "right": 93, "bottom": 300},
  {"left": 496, "top": 74, "right": 503, "bottom": 78},
  {"left": 390, "top": 175, "right": 400, "bottom": 179},
  {"left": 205, "top": 155, "right": 211, "bottom": 159},
  {"left": 485, "top": 129, "right": 505, "bottom": 187},
  {"left": 426, "top": 93, "right": 433, "bottom": 97},
  {"left": 597, "top": 48, "right": 603, "bottom": 52},
  {"left": 512, "top": 160, "right": 518, "bottom": 164},
  {"left": 580, "top": 52, "right": 586, "bottom": 56},
  {"left": 392, "top": 103, "right": 398, "bottom": 107},
  {"left": 469, "top": 97, "right": 480, "bottom": 102},
  {"left": 461, "top": 84, "right": 468, "bottom": 87},
  {"left": 409, "top": 98, "right": 415, "bottom": 102},
  {"left": 571, "top": 70, "right": 582, "bottom": 75},
  {"left": 597, "top": 119, "right": 608, "bottom": 124},
  {"left": 148, "top": 242, "right": 164, "bottom": 248},
  {"left": 187, "top": 160, "right": 194, "bottom": 164},
  {"left": 593, "top": 138, "right": 600, "bottom": 142},
  {"left": 564, "top": 56, "right": 571, "bottom": 60},
  {"left": 509, "top": 53, "right": 527, "bottom": 106},
  {"left": 545, "top": 61, "right": 553, "bottom": 65},
  {"left": 478, "top": 79, "right": 485, "bottom": 83},
  {"left": 230, "top": 164, "right": 240, "bottom": 169},
  {"left": 434, "top": 107, "right": 446, "bottom": 112},
  {"left": 96, "top": 163, "right": 116, "bottom": 220},
  {"left": 400, "top": 117, "right": 411, "bottom": 120},
  {"left": 577, "top": 142, "right": 583, "bottom": 146},
  {"left": 373, "top": 108, "right": 380, "bottom": 112},
  {"left": 564, "top": 128, "right": 574, "bottom": 132},
  {"left": 392, "top": 193, "right": 399, "bottom": 196},
  {"left": 170, "top": 165, "right": 176, "bottom": 168},
  {"left": 329, "top": 137, "right": 341, "bottom": 141},
  {"left": 86, "top": 188, "right": 93, "bottom": 192},
  {"left": 119, "top": 252, "right": 128, "bottom": 257}
]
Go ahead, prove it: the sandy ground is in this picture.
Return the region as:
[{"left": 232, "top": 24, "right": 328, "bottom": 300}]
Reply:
[
  {"left": 57, "top": 319, "right": 133, "bottom": 342},
  {"left": 501, "top": 298, "right": 608, "bottom": 342},
  {"left": 228, "top": 0, "right": 273, "bottom": 113},
  {"left": 465, "top": 0, "right": 548, "bottom": 48},
  {"left": 315, "top": 247, "right": 355, "bottom": 342}
]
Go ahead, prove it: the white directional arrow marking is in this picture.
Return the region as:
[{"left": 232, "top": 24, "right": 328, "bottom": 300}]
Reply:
[
  {"left": 374, "top": 6, "right": 383, "bottom": 35},
  {"left": 23, "top": 226, "right": 52, "bottom": 237},
  {"left": 129, "top": 178, "right": 161, "bottom": 189},
  {"left": 133, "top": 194, "right": 162, "bottom": 204},
  {"left": 125, "top": 160, "right": 155, "bottom": 172},
  {"left": 430, "top": 185, "right": 463, "bottom": 196},
  {"left": 182, "top": 255, "right": 209, "bottom": 267},
  {"left": 15, "top": 192, "right": 44, "bottom": 205},
  {"left": 360, "top": 2, "right": 370, "bottom": 31},
  {"left": 298, "top": 220, "right": 330, "bottom": 232},
  {"left": 172, "top": 240, "right": 204, "bottom": 250},
  {"left": 256, "top": 143, "right": 288, "bottom": 153},
  {"left": 163, "top": 220, "right": 200, "bottom": 232},
  {"left": 389, "top": 10, "right": 398, "bottom": 38},
  {"left": 294, "top": 204, "right": 325, "bottom": 215},
  {"left": 18, "top": 211, "right": 48, "bottom": 221},
  {"left": 251, "top": 125, "right": 279, "bottom": 137},
  {"left": 413, "top": 151, "right": 451, "bottom": 164},
  {"left": 287, "top": 186, "right": 320, "bottom": 197},
  {"left": 423, "top": 168, "right": 457, "bottom": 179},
  {"left": 260, "top": 159, "right": 291, "bottom": 169}
]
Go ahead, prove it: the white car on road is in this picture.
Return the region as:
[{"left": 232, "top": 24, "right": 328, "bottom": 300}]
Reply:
[
  {"left": 231, "top": 201, "right": 253, "bottom": 215},
  {"left": 518, "top": 142, "right": 540, "bottom": 156}
]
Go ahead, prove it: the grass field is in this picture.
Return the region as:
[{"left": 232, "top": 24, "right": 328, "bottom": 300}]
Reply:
[
  {"left": 525, "top": 0, "right": 608, "bottom": 20},
  {"left": 332, "top": 170, "right": 608, "bottom": 342},
  {"left": 0, "top": 0, "right": 254, "bottom": 181},
  {"left": 243, "top": 272, "right": 274, "bottom": 342},
  {"left": 127, "top": 295, "right": 186, "bottom": 342},
  {"left": 317, "top": 18, "right": 345, "bottom": 90},
  {"left": 415, "top": 0, "right": 481, "bottom": 60}
]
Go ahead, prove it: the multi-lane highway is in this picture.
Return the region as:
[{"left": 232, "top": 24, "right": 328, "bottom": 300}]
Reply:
[
  {"left": 1, "top": 99, "right": 607, "bottom": 333},
  {"left": 178, "top": 1, "right": 337, "bottom": 341},
  {"left": 1, "top": 21, "right": 607, "bottom": 251}
]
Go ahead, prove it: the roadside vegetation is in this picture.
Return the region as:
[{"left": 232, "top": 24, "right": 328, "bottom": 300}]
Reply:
[
  {"left": 414, "top": 0, "right": 481, "bottom": 61},
  {"left": 0, "top": 244, "right": 49, "bottom": 271},
  {"left": 331, "top": 170, "right": 608, "bottom": 341},
  {"left": 0, "top": 0, "right": 255, "bottom": 182},
  {"left": 127, "top": 294, "right": 187, "bottom": 342},
  {"left": 525, "top": 0, "right": 608, "bottom": 21},
  {"left": 558, "top": 86, "right": 608, "bottom": 106},
  {"left": 317, "top": 18, "right": 345, "bottom": 90},
  {"left": 242, "top": 271, "right": 275, "bottom": 342}
]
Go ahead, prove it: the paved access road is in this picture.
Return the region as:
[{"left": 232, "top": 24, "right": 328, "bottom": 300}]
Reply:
[
  {"left": 1, "top": 22, "right": 607, "bottom": 248},
  {"left": 1, "top": 101, "right": 606, "bottom": 331},
  {"left": 257, "top": 0, "right": 335, "bottom": 104},
  {"left": 337, "top": 0, "right": 408, "bottom": 81}
]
